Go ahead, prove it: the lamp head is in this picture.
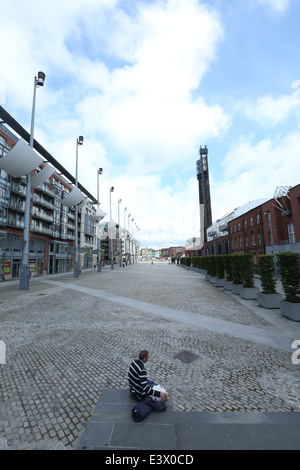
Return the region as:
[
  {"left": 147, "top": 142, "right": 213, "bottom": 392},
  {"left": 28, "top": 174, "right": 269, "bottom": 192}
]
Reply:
[
  {"left": 78, "top": 136, "right": 84, "bottom": 145},
  {"left": 98, "top": 168, "right": 103, "bottom": 174},
  {"left": 36, "top": 71, "right": 46, "bottom": 87},
  {"left": 110, "top": 186, "right": 114, "bottom": 192}
]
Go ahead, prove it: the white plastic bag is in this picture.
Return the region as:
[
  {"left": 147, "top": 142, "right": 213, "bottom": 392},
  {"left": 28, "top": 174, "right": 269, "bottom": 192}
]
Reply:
[{"left": 151, "top": 384, "right": 166, "bottom": 401}]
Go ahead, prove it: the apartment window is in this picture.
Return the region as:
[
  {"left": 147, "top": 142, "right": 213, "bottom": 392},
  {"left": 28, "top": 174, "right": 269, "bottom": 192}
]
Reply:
[
  {"left": 288, "top": 222, "right": 296, "bottom": 244},
  {"left": 245, "top": 234, "right": 249, "bottom": 247},
  {"left": 251, "top": 232, "right": 256, "bottom": 246},
  {"left": 239, "top": 235, "right": 242, "bottom": 248},
  {"left": 256, "top": 213, "right": 260, "bottom": 224},
  {"left": 250, "top": 216, "right": 253, "bottom": 227},
  {"left": 258, "top": 230, "right": 262, "bottom": 246},
  {"left": 244, "top": 219, "right": 247, "bottom": 229},
  {"left": 0, "top": 135, "right": 7, "bottom": 146},
  {"left": 238, "top": 222, "right": 240, "bottom": 231}
]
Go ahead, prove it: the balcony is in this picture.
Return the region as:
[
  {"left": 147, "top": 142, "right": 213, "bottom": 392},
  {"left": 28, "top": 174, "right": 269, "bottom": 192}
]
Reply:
[
  {"left": 7, "top": 218, "right": 24, "bottom": 229},
  {"left": 10, "top": 182, "right": 26, "bottom": 196},
  {"left": 9, "top": 200, "right": 25, "bottom": 212},
  {"left": 32, "top": 208, "right": 53, "bottom": 222},
  {"left": 31, "top": 222, "right": 53, "bottom": 235},
  {"left": 32, "top": 194, "right": 54, "bottom": 210},
  {"left": 34, "top": 183, "right": 54, "bottom": 197}
]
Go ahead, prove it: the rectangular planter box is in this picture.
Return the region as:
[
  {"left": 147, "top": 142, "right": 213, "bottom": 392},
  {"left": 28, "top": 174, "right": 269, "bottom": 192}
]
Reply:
[
  {"left": 205, "top": 274, "right": 216, "bottom": 284},
  {"left": 240, "top": 286, "right": 259, "bottom": 300},
  {"left": 280, "top": 300, "right": 300, "bottom": 322},
  {"left": 232, "top": 283, "right": 242, "bottom": 295},
  {"left": 224, "top": 280, "right": 233, "bottom": 291},
  {"left": 257, "top": 292, "right": 283, "bottom": 309},
  {"left": 215, "top": 278, "right": 225, "bottom": 287}
]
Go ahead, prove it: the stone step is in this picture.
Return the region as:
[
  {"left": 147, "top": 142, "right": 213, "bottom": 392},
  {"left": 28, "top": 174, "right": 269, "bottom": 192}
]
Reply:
[
  {"left": 77, "top": 389, "right": 300, "bottom": 450},
  {"left": 77, "top": 388, "right": 177, "bottom": 450}
]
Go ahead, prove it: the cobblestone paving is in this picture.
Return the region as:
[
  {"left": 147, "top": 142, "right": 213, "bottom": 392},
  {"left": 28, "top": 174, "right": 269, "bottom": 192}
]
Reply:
[{"left": 0, "top": 262, "right": 300, "bottom": 450}]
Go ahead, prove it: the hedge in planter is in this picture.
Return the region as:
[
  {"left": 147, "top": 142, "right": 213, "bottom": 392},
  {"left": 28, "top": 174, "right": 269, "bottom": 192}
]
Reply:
[
  {"left": 258, "top": 255, "right": 277, "bottom": 294},
  {"left": 223, "top": 255, "right": 234, "bottom": 282},
  {"left": 192, "top": 256, "right": 201, "bottom": 269},
  {"left": 208, "top": 255, "right": 217, "bottom": 278},
  {"left": 277, "top": 251, "right": 300, "bottom": 303},
  {"left": 231, "top": 254, "right": 243, "bottom": 294},
  {"left": 240, "top": 253, "right": 255, "bottom": 288},
  {"left": 232, "top": 254, "right": 243, "bottom": 285},
  {"left": 257, "top": 254, "right": 282, "bottom": 308},
  {"left": 180, "top": 257, "right": 191, "bottom": 267},
  {"left": 215, "top": 255, "right": 225, "bottom": 279},
  {"left": 239, "top": 253, "right": 259, "bottom": 299}
]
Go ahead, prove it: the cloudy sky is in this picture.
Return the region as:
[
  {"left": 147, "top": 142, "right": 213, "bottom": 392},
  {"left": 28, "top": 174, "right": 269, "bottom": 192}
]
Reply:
[{"left": 1, "top": 0, "right": 300, "bottom": 249}]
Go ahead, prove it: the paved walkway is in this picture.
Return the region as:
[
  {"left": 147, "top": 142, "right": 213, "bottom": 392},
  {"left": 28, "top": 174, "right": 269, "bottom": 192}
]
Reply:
[{"left": 1, "top": 262, "right": 300, "bottom": 450}]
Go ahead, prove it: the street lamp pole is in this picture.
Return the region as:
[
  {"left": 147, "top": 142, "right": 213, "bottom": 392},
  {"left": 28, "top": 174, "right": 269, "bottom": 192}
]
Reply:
[
  {"left": 124, "top": 207, "right": 127, "bottom": 265},
  {"left": 20, "top": 71, "right": 46, "bottom": 290},
  {"left": 131, "top": 218, "right": 134, "bottom": 264},
  {"left": 118, "top": 199, "right": 122, "bottom": 267},
  {"left": 97, "top": 168, "right": 103, "bottom": 272},
  {"left": 110, "top": 187, "right": 114, "bottom": 269},
  {"left": 74, "top": 136, "right": 84, "bottom": 278},
  {"left": 128, "top": 213, "right": 131, "bottom": 265},
  {"left": 265, "top": 210, "right": 278, "bottom": 278}
]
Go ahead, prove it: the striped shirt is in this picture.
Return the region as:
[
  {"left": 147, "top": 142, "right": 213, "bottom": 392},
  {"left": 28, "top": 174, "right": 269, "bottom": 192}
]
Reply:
[{"left": 128, "top": 359, "right": 160, "bottom": 399}]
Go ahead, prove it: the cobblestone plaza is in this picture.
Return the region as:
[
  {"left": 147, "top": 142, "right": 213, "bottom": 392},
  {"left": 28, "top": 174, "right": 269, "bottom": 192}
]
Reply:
[{"left": 1, "top": 262, "right": 300, "bottom": 450}]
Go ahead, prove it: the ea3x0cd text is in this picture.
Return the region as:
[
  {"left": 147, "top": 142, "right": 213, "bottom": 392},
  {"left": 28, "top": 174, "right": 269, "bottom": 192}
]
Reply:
[{"left": 105, "top": 454, "right": 194, "bottom": 467}]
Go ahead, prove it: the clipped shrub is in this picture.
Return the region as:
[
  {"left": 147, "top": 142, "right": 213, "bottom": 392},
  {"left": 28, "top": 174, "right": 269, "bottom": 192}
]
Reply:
[
  {"left": 223, "top": 255, "right": 233, "bottom": 282},
  {"left": 277, "top": 251, "right": 300, "bottom": 303},
  {"left": 258, "top": 255, "right": 277, "bottom": 294},
  {"left": 241, "top": 253, "right": 255, "bottom": 288},
  {"left": 232, "top": 254, "right": 243, "bottom": 285},
  {"left": 192, "top": 256, "right": 201, "bottom": 268},
  {"left": 215, "top": 255, "right": 225, "bottom": 279},
  {"left": 207, "top": 255, "right": 217, "bottom": 278}
]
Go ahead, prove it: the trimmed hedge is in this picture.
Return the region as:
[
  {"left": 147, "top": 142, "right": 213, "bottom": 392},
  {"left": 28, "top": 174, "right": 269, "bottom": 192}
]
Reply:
[
  {"left": 258, "top": 255, "right": 277, "bottom": 294},
  {"left": 277, "top": 251, "right": 300, "bottom": 303}
]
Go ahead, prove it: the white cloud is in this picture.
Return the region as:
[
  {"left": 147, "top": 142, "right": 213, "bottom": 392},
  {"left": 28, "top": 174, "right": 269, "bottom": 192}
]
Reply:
[
  {"left": 239, "top": 94, "right": 295, "bottom": 126},
  {"left": 257, "top": 0, "right": 290, "bottom": 13},
  {"left": 106, "top": 171, "right": 201, "bottom": 249},
  {"left": 76, "top": 0, "right": 229, "bottom": 169},
  {"left": 3, "top": 0, "right": 298, "bottom": 250},
  {"left": 211, "top": 131, "right": 300, "bottom": 220}
]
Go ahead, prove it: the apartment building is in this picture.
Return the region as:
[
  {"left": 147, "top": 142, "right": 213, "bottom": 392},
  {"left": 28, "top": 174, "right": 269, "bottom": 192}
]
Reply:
[{"left": 0, "top": 123, "right": 98, "bottom": 279}]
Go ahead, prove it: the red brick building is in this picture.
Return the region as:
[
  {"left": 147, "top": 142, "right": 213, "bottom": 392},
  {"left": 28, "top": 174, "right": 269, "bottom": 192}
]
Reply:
[{"left": 199, "top": 185, "right": 300, "bottom": 265}]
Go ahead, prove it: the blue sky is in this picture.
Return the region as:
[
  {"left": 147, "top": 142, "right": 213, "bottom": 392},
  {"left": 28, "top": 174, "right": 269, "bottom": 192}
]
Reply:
[{"left": 1, "top": 0, "right": 300, "bottom": 249}]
